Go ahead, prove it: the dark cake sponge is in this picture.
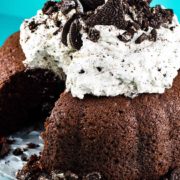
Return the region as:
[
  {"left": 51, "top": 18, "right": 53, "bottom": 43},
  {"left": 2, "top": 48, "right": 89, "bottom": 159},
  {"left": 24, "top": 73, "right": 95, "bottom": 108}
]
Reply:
[
  {"left": 0, "top": 137, "right": 10, "bottom": 158},
  {"left": 0, "top": 32, "right": 65, "bottom": 135},
  {"left": 40, "top": 74, "right": 180, "bottom": 179}
]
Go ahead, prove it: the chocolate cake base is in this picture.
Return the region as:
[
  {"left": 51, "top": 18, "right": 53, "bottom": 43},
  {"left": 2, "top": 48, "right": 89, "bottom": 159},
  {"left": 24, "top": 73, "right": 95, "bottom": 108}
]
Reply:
[
  {"left": 0, "top": 32, "right": 65, "bottom": 135},
  {"left": 39, "top": 70, "right": 180, "bottom": 179},
  {"left": 17, "top": 155, "right": 180, "bottom": 180}
]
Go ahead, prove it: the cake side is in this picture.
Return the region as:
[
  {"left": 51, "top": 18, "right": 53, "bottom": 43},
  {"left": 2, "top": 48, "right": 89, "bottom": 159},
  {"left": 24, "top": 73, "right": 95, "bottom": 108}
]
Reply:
[
  {"left": 40, "top": 71, "right": 180, "bottom": 179},
  {"left": 0, "top": 32, "right": 25, "bottom": 88},
  {"left": 0, "top": 32, "right": 65, "bottom": 135}
]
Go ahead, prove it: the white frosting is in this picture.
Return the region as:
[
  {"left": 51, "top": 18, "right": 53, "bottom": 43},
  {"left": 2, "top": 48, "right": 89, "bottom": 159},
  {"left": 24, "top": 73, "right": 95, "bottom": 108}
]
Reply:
[{"left": 20, "top": 9, "right": 180, "bottom": 99}]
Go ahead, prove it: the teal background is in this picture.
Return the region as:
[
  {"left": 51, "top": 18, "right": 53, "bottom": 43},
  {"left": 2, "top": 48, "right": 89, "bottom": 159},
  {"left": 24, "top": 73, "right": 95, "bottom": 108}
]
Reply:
[{"left": 0, "top": 0, "right": 179, "bottom": 46}]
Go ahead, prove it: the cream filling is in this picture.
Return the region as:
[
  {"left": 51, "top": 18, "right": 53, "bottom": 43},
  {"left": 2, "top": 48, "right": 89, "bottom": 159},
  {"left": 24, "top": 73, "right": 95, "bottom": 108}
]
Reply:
[{"left": 20, "top": 10, "right": 180, "bottom": 99}]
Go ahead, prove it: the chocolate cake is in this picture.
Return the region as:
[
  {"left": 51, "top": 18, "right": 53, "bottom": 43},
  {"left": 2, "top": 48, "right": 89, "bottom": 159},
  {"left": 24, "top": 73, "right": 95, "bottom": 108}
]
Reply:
[
  {"left": 0, "top": 32, "right": 65, "bottom": 135},
  {"left": 39, "top": 81, "right": 180, "bottom": 179},
  {"left": 5, "top": 0, "right": 180, "bottom": 179}
]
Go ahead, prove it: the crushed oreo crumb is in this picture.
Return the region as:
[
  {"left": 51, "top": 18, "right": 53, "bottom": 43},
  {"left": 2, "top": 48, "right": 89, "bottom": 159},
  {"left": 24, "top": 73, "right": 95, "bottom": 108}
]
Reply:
[
  {"left": 117, "top": 31, "right": 134, "bottom": 43},
  {"left": 87, "top": 28, "right": 100, "bottom": 42},
  {"left": 42, "top": 1, "right": 59, "bottom": 15},
  {"left": 55, "top": 20, "right": 62, "bottom": 28},
  {"left": 13, "top": 148, "right": 23, "bottom": 156},
  {"left": 61, "top": 0, "right": 76, "bottom": 15},
  {"left": 53, "top": 29, "right": 61, "bottom": 36},
  {"left": 149, "top": 29, "right": 157, "bottom": 42},
  {"left": 135, "top": 33, "right": 149, "bottom": 44},
  {"left": 79, "top": 69, "right": 85, "bottom": 74},
  {"left": 62, "top": 14, "right": 78, "bottom": 46},
  {"left": 21, "top": 154, "right": 28, "bottom": 161},
  {"left": 79, "top": 0, "right": 105, "bottom": 12},
  {"left": 97, "top": 67, "right": 102, "bottom": 72},
  {"left": 29, "top": 21, "right": 39, "bottom": 32},
  {"left": 27, "top": 143, "right": 40, "bottom": 149},
  {"left": 69, "top": 19, "right": 83, "bottom": 50}
]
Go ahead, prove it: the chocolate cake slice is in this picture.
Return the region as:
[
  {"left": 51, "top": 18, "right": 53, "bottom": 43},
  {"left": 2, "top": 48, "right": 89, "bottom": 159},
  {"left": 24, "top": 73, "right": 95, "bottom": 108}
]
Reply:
[{"left": 0, "top": 32, "right": 65, "bottom": 135}]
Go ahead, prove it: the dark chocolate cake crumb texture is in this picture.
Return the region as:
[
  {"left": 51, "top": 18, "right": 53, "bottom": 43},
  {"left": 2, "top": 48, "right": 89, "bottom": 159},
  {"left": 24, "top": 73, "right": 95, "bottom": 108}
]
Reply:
[
  {"left": 0, "top": 32, "right": 65, "bottom": 135},
  {"left": 170, "top": 168, "right": 180, "bottom": 180}
]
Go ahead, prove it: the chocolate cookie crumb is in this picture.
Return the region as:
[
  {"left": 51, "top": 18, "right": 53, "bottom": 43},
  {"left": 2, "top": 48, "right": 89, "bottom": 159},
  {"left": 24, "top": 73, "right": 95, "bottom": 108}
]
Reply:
[
  {"left": 21, "top": 154, "right": 28, "bottom": 161},
  {"left": 149, "top": 29, "right": 157, "bottom": 42},
  {"left": 61, "top": 0, "right": 76, "bottom": 15},
  {"left": 88, "top": 28, "right": 100, "bottom": 42},
  {"left": 29, "top": 21, "right": 38, "bottom": 32},
  {"left": 117, "top": 31, "right": 133, "bottom": 43},
  {"left": 42, "top": 1, "right": 59, "bottom": 15},
  {"left": 69, "top": 19, "right": 83, "bottom": 50},
  {"left": 13, "top": 148, "right": 23, "bottom": 156},
  {"left": 135, "top": 33, "right": 149, "bottom": 44},
  {"left": 27, "top": 143, "right": 40, "bottom": 149}
]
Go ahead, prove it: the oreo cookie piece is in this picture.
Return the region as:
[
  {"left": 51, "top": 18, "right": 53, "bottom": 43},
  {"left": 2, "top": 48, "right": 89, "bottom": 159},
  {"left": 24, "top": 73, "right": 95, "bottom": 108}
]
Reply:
[
  {"left": 69, "top": 19, "right": 83, "bottom": 50},
  {"left": 149, "top": 29, "right": 157, "bottom": 42},
  {"left": 61, "top": 14, "right": 78, "bottom": 46},
  {"left": 85, "top": 0, "right": 128, "bottom": 29},
  {"left": 79, "top": 0, "right": 105, "bottom": 12},
  {"left": 61, "top": 0, "right": 76, "bottom": 15},
  {"left": 117, "top": 31, "right": 133, "bottom": 43},
  {"left": 13, "top": 148, "right": 23, "bottom": 156},
  {"left": 42, "top": 1, "right": 59, "bottom": 15},
  {"left": 87, "top": 28, "right": 100, "bottom": 42},
  {"left": 135, "top": 33, "right": 149, "bottom": 44},
  {"left": 28, "top": 21, "right": 39, "bottom": 32}
]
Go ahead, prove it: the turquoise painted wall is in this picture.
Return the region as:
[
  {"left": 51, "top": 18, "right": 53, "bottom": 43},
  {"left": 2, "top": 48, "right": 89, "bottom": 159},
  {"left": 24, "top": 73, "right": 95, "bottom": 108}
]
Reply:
[{"left": 0, "top": 0, "right": 179, "bottom": 46}]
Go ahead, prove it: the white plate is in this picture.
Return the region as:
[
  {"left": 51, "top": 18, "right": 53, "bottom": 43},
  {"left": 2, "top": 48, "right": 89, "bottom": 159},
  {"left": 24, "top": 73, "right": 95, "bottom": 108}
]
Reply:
[{"left": 0, "top": 128, "right": 43, "bottom": 180}]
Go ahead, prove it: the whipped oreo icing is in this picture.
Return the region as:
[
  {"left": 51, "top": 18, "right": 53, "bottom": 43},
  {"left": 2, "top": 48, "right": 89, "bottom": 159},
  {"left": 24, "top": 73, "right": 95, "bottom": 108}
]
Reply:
[{"left": 20, "top": 0, "right": 180, "bottom": 99}]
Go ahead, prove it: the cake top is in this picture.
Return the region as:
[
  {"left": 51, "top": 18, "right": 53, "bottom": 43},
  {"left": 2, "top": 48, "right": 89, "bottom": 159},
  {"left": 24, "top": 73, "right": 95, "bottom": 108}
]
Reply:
[{"left": 20, "top": 0, "right": 180, "bottom": 99}]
